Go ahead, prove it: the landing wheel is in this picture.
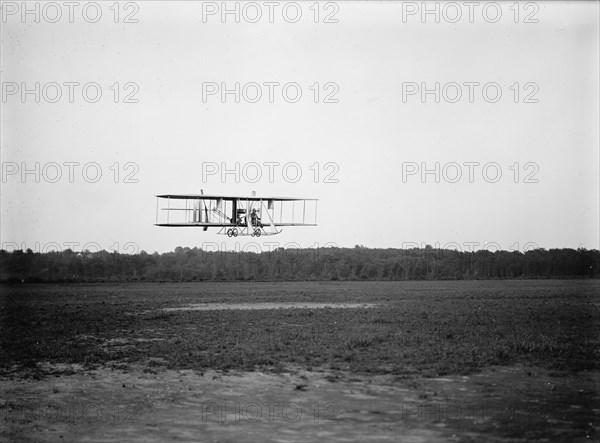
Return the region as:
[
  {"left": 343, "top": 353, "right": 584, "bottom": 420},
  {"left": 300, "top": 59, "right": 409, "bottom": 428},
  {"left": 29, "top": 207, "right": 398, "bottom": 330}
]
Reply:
[
  {"left": 227, "top": 229, "right": 233, "bottom": 237},
  {"left": 232, "top": 228, "right": 238, "bottom": 237},
  {"left": 254, "top": 228, "right": 261, "bottom": 237}
]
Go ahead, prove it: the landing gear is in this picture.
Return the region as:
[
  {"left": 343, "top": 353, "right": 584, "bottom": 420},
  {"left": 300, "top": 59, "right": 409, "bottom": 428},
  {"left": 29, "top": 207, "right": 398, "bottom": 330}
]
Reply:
[{"left": 219, "top": 224, "right": 268, "bottom": 237}]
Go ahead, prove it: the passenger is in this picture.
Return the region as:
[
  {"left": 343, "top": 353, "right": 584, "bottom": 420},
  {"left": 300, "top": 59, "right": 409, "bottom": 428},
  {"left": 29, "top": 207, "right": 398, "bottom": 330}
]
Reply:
[{"left": 251, "top": 209, "right": 262, "bottom": 227}]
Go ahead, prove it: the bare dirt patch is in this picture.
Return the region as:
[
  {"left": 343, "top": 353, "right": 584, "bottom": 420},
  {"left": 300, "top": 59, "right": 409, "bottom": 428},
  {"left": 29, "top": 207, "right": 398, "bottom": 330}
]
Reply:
[{"left": 1, "top": 364, "right": 598, "bottom": 442}]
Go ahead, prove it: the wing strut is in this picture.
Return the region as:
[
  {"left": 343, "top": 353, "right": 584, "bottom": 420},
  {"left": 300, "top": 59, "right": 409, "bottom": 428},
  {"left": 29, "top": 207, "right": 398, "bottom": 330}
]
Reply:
[{"left": 261, "top": 200, "right": 281, "bottom": 234}]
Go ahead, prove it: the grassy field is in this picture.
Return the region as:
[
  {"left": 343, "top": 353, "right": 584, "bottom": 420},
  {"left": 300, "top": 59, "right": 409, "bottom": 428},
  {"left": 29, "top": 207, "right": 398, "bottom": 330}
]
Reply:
[
  {"left": 1, "top": 280, "right": 599, "bottom": 442},
  {"left": 2, "top": 280, "right": 598, "bottom": 378}
]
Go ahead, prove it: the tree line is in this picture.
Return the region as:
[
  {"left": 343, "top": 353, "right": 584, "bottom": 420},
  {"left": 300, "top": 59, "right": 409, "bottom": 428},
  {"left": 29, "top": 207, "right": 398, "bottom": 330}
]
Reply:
[{"left": 1, "top": 245, "right": 598, "bottom": 283}]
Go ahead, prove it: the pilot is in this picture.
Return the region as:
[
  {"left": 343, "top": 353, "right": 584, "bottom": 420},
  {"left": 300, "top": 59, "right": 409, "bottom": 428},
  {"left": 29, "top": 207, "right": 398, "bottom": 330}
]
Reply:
[{"left": 251, "top": 209, "right": 262, "bottom": 227}]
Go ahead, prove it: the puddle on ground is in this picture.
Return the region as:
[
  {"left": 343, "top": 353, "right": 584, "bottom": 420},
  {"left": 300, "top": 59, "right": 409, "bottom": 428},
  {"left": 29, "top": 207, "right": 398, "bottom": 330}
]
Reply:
[{"left": 163, "top": 302, "right": 378, "bottom": 311}]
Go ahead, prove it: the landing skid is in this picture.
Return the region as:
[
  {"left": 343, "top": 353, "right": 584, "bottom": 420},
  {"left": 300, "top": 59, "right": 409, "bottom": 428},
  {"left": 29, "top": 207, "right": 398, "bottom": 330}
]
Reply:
[{"left": 217, "top": 226, "right": 279, "bottom": 237}]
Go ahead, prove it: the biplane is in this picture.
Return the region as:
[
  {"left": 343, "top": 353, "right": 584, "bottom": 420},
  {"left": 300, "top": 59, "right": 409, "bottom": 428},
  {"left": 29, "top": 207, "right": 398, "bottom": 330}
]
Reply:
[{"left": 154, "top": 192, "right": 317, "bottom": 237}]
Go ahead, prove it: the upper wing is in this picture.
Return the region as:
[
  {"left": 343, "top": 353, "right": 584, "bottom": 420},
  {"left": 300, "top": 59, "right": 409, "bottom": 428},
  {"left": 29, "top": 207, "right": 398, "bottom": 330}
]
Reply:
[
  {"left": 154, "top": 222, "right": 233, "bottom": 227},
  {"left": 156, "top": 194, "right": 317, "bottom": 201}
]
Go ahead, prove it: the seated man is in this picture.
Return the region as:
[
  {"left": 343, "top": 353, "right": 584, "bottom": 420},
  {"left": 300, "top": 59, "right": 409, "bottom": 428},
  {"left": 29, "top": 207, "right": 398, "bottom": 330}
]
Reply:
[{"left": 251, "top": 209, "right": 262, "bottom": 227}]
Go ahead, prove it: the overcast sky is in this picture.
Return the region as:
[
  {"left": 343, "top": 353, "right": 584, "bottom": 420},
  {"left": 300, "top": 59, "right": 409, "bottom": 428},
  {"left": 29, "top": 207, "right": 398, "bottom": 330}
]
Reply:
[{"left": 1, "top": 1, "right": 598, "bottom": 254}]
